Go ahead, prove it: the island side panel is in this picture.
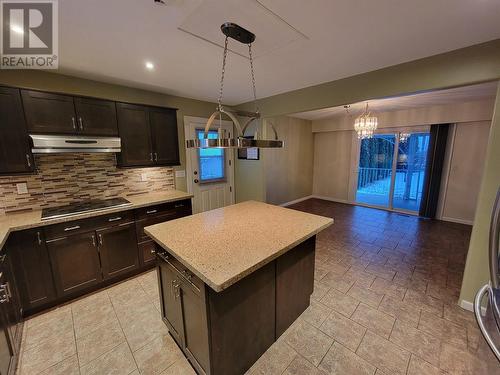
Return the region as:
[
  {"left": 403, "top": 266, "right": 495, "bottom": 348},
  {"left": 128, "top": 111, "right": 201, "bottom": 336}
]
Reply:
[
  {"left": 207, "top": 261, "right": 276, "bottom": 375},
  {"left": 275, "top": 235, "right": 316, "bottom": 338}
]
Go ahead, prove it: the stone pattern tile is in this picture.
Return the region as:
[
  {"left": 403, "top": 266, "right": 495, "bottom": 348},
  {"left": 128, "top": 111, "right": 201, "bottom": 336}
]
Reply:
[{"left": 16, "top": 199, "right": 500, "bottom": 374}]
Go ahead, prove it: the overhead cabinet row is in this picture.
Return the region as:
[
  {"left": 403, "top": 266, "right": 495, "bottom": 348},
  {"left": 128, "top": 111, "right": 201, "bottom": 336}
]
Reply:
[{"left": 0, "top": 86, "right": 180, "bottom": 174}]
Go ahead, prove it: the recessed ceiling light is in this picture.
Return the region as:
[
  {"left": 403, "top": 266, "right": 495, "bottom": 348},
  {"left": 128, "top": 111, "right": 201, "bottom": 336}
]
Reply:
[
  {"left": 145, "top": 61, "right": 155, "bottom": 70},
  {"left": 11, "top": 24, "right": 23, "bottom": 34}
]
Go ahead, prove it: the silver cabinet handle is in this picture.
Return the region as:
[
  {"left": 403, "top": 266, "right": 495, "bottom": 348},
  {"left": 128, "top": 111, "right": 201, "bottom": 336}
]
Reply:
[
  {"left": 146, "top": 209, "right": 157, "bottom": 215},
  {"left": 150, "top": 153, "right": 153, "bottom": 162},
  {"left": 108, "top": 217, "right": 122, "bottom": 222},
  {"left": 474, "top": 284, "right": 500, "bottom": 361},
  {"left": 98, "top": 234, "right": 103, "bottom": 246},
  {"left": 72, "top": 117, "right": 76, "bottom": 130},
  {"left": 37, "top": 231, "right": 42, "bottom": 245},
  {"left": 154, "top": 152, "right": 158, "bottom": 162},
  {"left": 91, "top": 235, "right": 96, "bottom": 247},
  {"left": 174, "top": 203, "right": 184, "bottom": 208},
  {"left": 64, "top": 225, "right": 80, "bottom": 231},
  {"left": 0, "top": 283, "right": 10, "bottom": 303},
  {"left": 26, "top": 154, "right": 31, "bottom": 167},
  {"left": 5, "top": 282, "right": 11, "bottom": 299},
  {"left": 78, "top": 117, "right": 84, "bottom": 131},
  {"left": 150, "top": 248, "right": 156, "bottom": 254}
]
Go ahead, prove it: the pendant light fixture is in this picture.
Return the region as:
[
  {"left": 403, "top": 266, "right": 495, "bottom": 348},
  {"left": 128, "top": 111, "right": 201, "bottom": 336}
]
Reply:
[
  {"left": 186, "top": 23, "right": 283, "bottom": 149},
  {"left": 354, "top": 103, "right": 378, "bottom": 139}
]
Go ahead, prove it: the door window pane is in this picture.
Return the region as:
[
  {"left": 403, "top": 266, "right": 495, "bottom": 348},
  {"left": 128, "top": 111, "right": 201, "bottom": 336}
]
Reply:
[
  {"left": 356, "top": 134, "right": 396, "bottom": 208},
  {"left": 392, "top": 133, "right": 430, "bottom": 212},
  {"left": 197, "top": 130, "right": 225, "bottom": 182}
]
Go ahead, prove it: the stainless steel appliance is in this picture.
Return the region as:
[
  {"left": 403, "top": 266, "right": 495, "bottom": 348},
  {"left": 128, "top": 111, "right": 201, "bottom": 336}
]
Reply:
[
  {"left": 41, "top": 197, "right": 131, "bottom": 220},
  {"left": 30, "top": 134, "right": 121, "bottom": 154},
  {"left": 474, "top": 188, "right": 500, "bottom": 361}
]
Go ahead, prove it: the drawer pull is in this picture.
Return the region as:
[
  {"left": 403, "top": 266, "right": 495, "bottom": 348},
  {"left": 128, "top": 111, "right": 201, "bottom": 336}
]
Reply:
[
  {"left": 108, "top": 217, "right": 122, "bottom": 222},
  {"left": 37, "top": 231, "right": 42, "bottom": 245},
  {"left": 98, "top": 234, "right": 103, "bottom": 246},
  {"left": 174, "top": 203, "right": 184, "bottom": 208},
  {"left": 64, "top": 225, "right": 80, "bottom": 232},
  {"left": 146, "top": 209, "right": 157, "bottom": 215}
]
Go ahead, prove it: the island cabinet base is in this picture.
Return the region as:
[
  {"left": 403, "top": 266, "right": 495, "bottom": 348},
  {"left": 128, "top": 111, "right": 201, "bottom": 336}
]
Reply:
[{"left": 156, "top": 236, "right": 316, "bottom": 375}]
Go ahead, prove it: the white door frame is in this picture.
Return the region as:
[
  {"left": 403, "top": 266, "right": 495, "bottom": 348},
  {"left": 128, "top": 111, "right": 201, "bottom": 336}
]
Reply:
[{"left": 183, "top": 115, "right": 235, "bottom": 205}]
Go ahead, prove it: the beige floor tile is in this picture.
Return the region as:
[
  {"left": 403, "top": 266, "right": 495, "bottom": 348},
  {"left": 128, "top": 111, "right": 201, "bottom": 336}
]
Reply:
[
  {"left": 20, "top": 329, "right": 76, "bottom": 375},
  {"left": 25, "top": 305, "right": 72, "bottom": 330},
  {"left": 352, "top": 303, "right": 394, "bottom": 339},
  {"left": 23, "top": 308, "right": 73, "bottom": 351},
  {"left": 347, "top": 284, "right": 384, "bottom": 308},
  {"left": 439, "top": 342, "right": 489, "bottom": 375},
  {"left": 369, "top": 277, "right": 406, "bottom": 300},
  {"left": 70, "top": 289, "right": 110, "bottom": 311},
  {"left": 80, "top": 341, "right": 137, "bottom": 375},
  {"left": 403, "top": 290, "right": 443, "bottom": 317},
  {"left": 364, "top": 264, "right": 396, "bottom": 280},
  {"left": 343, "top": 269, "right": 377, "bottom": 288},
  {"left": 389, "top": 320, "right": 441, "bottom": 366},
  {"left": 301, "top": 300, "right": 331, "bottom": 328},
  {"left": 319, "top": 342, "right": 376, "bottom": 375},
  {"left": 38, "top": 354, "right": 80, "bottom": 375},
  {"left": 320, "top": 288, "right": 359, "bottom": 317},
  {"left": 160, "top": 357, "right": 196, "bottom": 375},
  {"left": 319, "top": 310, "right": 366, "bottom": 351},
  {"left": 407, "top": 355, "right": 443, "bottom": 375},
  {"left": 417, "top": 310, "right": 467, "bottom": 349},
  {"left": 285, "top": 320, "right": 333, "bottom": 366},
  {"left": 443, "top": 303, "right": 476, "bottom": 328},
  {"left": 378, "top": 295, "right": 420, "bottom": 327},
  {"left": 283, "top": 356, "right": 327, "bottom": 375},
  {"left": 311, "top": 280, "right": 331, "bottom": 301},
  {"left": 356, "top": 330, "right": 410, "bottom": 375},
  {"left": 320, "top": 271, "right": 355, "bottom": 293},
  {"left": 249, "top": 339, "right": 297, "bottom": 375},
  {"left": 133, "top": 334, "right": 184, "bottom": 375},
  {"left": 72, "top": 298, "right": 118, "bottom": 339},
  {"left": 76, "top": 319, "right": 125, "bottom": 366}
]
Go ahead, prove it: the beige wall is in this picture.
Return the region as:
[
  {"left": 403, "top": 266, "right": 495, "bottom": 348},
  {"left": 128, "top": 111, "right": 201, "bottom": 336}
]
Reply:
[
  {"left": 264, "top": 116, "right": 313, "bottom": 205},
  {"left": 439, "top": 122, "right": 491, "bottom": 224},
  {"left": 0, "top": 70, "right": 218, "bottom": 192},
  {"left": 460, "top": 87, "right": 500, "bottom": 305}
]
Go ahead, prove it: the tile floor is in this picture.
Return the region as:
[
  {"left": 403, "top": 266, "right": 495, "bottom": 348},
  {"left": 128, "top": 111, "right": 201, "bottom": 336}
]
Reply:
[{"left": 16, "top": 199, "right": 500, "bottom": 374}]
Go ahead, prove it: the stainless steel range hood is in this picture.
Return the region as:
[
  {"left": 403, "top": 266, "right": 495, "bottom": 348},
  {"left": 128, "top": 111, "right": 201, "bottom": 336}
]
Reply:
[{"left": 30, "top": 134, "right": 121, "bottom": 154}]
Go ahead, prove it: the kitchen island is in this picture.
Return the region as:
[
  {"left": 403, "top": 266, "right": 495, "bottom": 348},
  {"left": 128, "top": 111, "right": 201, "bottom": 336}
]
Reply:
[{"left": 145, "top": 201, "right": 333, "bottom": 375}]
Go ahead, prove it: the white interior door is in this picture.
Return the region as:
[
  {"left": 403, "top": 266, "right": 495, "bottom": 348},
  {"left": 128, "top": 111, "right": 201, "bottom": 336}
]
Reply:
[{"left": 184, "top": 116, "right": 235, "bottom": 214}]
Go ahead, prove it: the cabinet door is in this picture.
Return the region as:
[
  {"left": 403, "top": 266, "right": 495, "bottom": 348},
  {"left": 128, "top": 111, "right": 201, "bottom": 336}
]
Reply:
[
  {"left": 116, "top": 103, "right": 153, "bottom": 167},
  {"left": 97, "top": 223, "right": 139, "bottom": 280},
  {"left": 180, "top": 279, "right": 209, "bottom": 374},
  {"left": 74, "top": 97, "right": 118, "bottom": 136},
  {"left": 9, "top": 230, "right": 56, "bottom": 312},
  {"left": 21, "top": 90, "right": 77, "bottom": 134},
  {"left": 150, "top": 108, "right": 180, "bottom": 166},
  {"left": 47, "top": 232, "right": 102, "bottom": 297},
  {"left": 0, "top": 87, "right": 34, "bottom": 174},
  {"left": 138, "top": 241, "right": 157, "bottom": 266},
  {"left": 0, "top": 252, "right": 22, "bottom": 349},
  {"left": 157, "top": 259, "right": 184, "bottom": 347},
  {"left": 0, "top": 307, "right": 12, "bottom": 375}
]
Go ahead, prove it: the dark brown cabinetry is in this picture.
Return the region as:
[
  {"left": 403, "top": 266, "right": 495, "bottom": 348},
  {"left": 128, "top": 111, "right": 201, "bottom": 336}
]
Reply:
[
  {"left": 0, "top": 87, "right": 34, "bottom": 175},
  {"left": 97, "top": 223, "right": 139, "bottom": 279},
  {"left": 9, "top": 230, "right": 56, "bottom": 312},
  {"left": 22, "top": 90, "right": 118, "bottom": 136},
  {"left": 117, "top": 103, "right": 179, "bottom": 167},
  {"left": 47, "top": 231, "right": 103, "bottom": 297}
]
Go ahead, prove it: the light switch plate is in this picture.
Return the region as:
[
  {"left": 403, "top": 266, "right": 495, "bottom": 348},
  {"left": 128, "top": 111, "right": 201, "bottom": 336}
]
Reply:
[
  {"left": 16, "top": 183, "right": 28, "bottom": 194},
  {"left": 175, "top": 170, "right": 186, "bottom": 178},
  {"left": 141, "top": 173, "right": 148, "bottom": 182}
]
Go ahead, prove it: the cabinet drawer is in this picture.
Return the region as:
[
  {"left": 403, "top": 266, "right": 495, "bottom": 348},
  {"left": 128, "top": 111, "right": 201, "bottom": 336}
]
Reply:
[
  {"left": 136, "top": 211, "right": 180, "bottom": 242},
  {"left": 157, "top": 250, "right": 203, "bottom": 293},
  {"left": 135, "top": 199, "right": 191, "bottom": 220},
  {"left": 139, "top": 241, "right": 157, "bottom": 265},
  {"left": 44, "top": 211, "right": 134, "bottom": 240}
]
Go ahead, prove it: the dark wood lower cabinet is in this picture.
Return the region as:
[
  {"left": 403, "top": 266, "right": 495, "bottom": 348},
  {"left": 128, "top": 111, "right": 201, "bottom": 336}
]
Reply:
[
  {"left": 156, "top": 235, "right": 316, "bottom": 375},
  {"left": 47, "top": 232, "right": 103, "bottom": 297},
  {"left": 97, "top": 223, "right": 139, "bottom": 280}
]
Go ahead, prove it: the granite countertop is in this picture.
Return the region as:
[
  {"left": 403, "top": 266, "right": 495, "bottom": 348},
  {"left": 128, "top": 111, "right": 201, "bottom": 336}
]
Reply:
[
  {"left": 145, "top": 200, "right": 333, "bottom": 292},
  {"left": 0, "top": 190, "right": 193, "bottom": 248}
]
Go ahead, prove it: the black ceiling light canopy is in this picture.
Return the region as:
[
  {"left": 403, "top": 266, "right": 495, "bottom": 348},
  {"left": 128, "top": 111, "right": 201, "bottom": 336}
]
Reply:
[{"left": 221, "top": 22, "right": 255, "bottom": 44}]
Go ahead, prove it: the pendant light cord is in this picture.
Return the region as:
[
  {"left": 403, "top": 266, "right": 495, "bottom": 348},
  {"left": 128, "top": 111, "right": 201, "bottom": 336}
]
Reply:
[
  {"left": 248, "top": 43, "right": 258, "bottom": 113},
  {"left": 218, "top": 36, "right": 229, "bottom": 112}
]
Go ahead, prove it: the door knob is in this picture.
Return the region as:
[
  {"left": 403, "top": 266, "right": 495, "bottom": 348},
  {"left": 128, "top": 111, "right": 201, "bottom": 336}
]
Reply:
[
  {"left": 194, "top": 171, "right": 198, "bottom": 175},
  {"left": 194, "top": 179, "right": 199, "bottom": 184}
]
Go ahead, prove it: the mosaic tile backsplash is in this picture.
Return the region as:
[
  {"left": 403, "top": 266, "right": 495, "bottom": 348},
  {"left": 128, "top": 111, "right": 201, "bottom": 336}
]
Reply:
[{"left": 0, "top": 153, "right": 175, "bottom": 215}]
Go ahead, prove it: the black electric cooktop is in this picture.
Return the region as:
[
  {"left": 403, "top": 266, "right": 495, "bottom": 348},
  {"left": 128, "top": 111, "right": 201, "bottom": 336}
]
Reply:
[{"left": 41, "top": 197, "right": 132, "bottom": 220}]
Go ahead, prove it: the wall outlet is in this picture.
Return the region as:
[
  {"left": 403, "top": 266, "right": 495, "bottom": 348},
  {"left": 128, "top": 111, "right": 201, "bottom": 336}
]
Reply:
[
  {"left": 141, "top": 173, "right": 148, "bottom": 182},
  {"left": 175, "top": 170, "right": 186, "bottom": 178},
  {"left": 16, "top": 183, "right": 28, "bottom": 194}
]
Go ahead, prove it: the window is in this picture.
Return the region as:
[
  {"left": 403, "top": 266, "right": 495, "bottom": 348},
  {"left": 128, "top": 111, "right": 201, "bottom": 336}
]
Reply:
[{"left": 197, "top": 129, "right": 226, "bottom": 183}]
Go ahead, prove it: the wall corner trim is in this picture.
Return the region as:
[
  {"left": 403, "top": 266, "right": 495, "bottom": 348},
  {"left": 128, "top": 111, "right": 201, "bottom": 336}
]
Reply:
[
  {"left": 279, "top": 195, "right": 314, "bottom": 207},
  {"left": 460, "top": 299, "right": 486, "bottom": 314}
]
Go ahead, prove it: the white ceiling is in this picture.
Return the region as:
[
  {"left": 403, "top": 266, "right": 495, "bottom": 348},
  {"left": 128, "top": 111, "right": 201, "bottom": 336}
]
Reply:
[
  {"left": 292, "top": 81, "right": 499, "bottom": 121},
  {"left": 57, "top": 0, "right": 500, "bottom": 105}
]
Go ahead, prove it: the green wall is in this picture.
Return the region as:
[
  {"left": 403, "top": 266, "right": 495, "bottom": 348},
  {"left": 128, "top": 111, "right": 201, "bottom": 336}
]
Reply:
[
  {"left": 0, "top": 70, "right": 217, "bottom": 192},
  {"left": 459, "top": 85, "right": 500, "bottom": 304}
]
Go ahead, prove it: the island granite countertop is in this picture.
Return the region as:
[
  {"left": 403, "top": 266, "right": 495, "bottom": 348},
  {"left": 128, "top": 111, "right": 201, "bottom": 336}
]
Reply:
[
  {"left": 145, "top": 200, "right": 333, "bottom": 292},
  {"left": 0, "top": 190, "right": 193, "bottom": 248}
]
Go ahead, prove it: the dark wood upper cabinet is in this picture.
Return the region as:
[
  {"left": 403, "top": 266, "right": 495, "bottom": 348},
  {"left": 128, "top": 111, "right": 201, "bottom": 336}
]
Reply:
[
  {"left": 47, "top": 231, "right": 102, "bottom": 297},
  {"left": 0, "top": 87, "right": 34, "bottom": 175},
  {"left": 8, "top": 230, "right": 56, "bottom": 312},
  {"left": 150, "top": 108, "right": 180, "bottom": 166},
  {"left": 21, "top": 90, "right": 77, "bottom": 134},
  {"left": 74, "top": 97, "right": 118, "bottom": 136},
  {"left": 116, "top": 103, "right": 153, "bottom": 167},
  {"left": 97, "top": 223, "right": 139, "bottom": 280}
]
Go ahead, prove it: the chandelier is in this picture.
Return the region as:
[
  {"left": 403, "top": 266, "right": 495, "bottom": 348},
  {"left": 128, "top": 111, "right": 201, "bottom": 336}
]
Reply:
[
  {"left": 186, "top": 23, "right": 283, "bottom": 149},
  {"left": 354, "top": 103, "right": 378, "bottom": 139}
]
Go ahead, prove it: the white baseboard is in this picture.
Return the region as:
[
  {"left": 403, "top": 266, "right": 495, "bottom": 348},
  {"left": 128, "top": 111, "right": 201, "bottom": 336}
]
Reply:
[
  {"left": 440, "top": 216, "right": 474, "bottom": 226},
  {"left": 280, "top": 195, "right": 314, "bottom": 207},
  {"left": 311, "top": 195, "right": 350, "bottom": 204},
  {"left": 460, "top": 299, "right": 486, "bottom": 314}
]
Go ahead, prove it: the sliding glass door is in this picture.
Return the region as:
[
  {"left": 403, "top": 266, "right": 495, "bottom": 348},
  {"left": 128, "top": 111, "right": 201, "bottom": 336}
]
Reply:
[{"left": 355, "top": 132, "right": 430, "bottom": 213}]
